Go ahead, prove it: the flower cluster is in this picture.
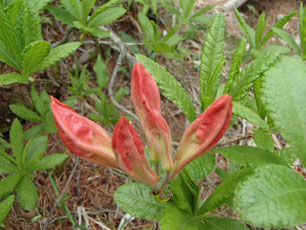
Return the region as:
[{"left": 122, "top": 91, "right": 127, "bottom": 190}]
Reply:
[{"left": 50, "top": 62, "right": 232, "bottom": 186}]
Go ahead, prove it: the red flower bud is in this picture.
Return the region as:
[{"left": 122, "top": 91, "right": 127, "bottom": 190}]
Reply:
[
  {"left": 172, "top": 94, "right": 233, "bottom": 177},
  {"left": 131, "top": 62, "right": 174, "bottom": 170},
  {"left": 50, "top": 96, "right": 118, "bottom": 168},
  {"left": 112, "top": 117, "right": 159, "bottom": 186}
]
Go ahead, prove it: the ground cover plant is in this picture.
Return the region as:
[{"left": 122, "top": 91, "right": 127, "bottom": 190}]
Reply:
[{"left": 0, "top": 0, "right": 305, "bottom": 229}]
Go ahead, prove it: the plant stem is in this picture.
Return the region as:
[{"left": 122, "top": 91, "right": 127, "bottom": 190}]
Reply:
[{"left": 160, "top": 171, "right": 172, "bottom": 191}]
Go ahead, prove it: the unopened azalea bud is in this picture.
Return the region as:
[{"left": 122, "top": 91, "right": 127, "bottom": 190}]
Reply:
[
  {"left": 112, "top": 117, "right": 159, "bottom": 186},
  {"left": 131, "top": 62, "right": 174, "bottom": 170},
  {"left": 50, "top": 96, "right": 118, "bottom": 168},
  {"left": 172, "top": 95, "right": 233, "bottom": 177}
]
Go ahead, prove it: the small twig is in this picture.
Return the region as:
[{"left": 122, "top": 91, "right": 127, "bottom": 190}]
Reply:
[{"left": 42, "top": 157, "right": 79, "bottom": 230}]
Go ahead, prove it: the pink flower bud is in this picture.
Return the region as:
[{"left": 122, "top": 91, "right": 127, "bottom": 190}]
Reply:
[
  {"left": 50, "top": 96, "right": 118, "bottom": 168},
  {"left": 112, "top": 117, "right": 159, "bottom": 186},
  {"left": 131, "top": 62, "right": 174, "bottom": 170},
  {"left": 172, "top": 95, "right": 233, "bottom": 177}
]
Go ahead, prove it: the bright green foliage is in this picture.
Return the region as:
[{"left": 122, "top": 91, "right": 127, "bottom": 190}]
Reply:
[
  {"left": 200, "top": 14, "right": 225, "bottom": 108},
  {"left": 47, "top": 0, "right": 126, "bottom": 38},
  {"left": 0, "top": 119, "right": 68, "bottom": 223},
  {"left": 0, "top": 195, "right": 14, "bottom": 225},
  {"left": 300, "top": 3, "right": 306, "bottom": 60},
  {"left": 186, "top": 152, "right": 215, "bottom": 180},
  {"left": 234, "top": 165, "right": 306, "bottom": 228},
  {"left": 272, "top": 28, "right": 301, "bottom": 55},
  {"left": 114, "top": 183, "right": 167, "bottom": 221},
  {"left": 253, "top": 129, "right": 274, "bottom": 151},
  {"left": 136, "top": 54, "right": 197, "bottom": 122},
  {"left": 260, "top": 56, "right": 306, "bottom": 165},
  {"left": 10, "top": 85, "right": 57, "bottom": 139},
  {"left": 199, "top": 217, "right": 249, "bottom": 230}
]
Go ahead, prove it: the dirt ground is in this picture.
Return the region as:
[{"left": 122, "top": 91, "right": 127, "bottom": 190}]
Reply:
[{"left": 0, "top": 0, "right": 304, "bottom": 229}]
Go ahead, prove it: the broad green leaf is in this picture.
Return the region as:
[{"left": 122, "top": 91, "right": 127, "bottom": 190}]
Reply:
[
  {"left": 234, "top": 9, "right": 255, "bottom": 48},
  {"left": 197, "top": 168, "right": 254, "bottom": 215},
  {"left": 24, "top": 136, "right": 48, "bottom": 163},
  {"left": 179, "top": 0, "right": 195, "bottom": 18},
  {"left": 224, "top": 38, "right": 246, "bottom": 94},
  {"left": 81, "top": 0, "right": 95, "bottom": 24},
  {"left": 170, "top": 170, "right": 199, "bottom": 215},
  {"left": 253, "top": 129, "right": 274, "bottom": 151},
  {"left": 0, "top": 174, "right": 22, "bottom": 198},
  {"left": 24, "top": 124, "right": 45, "bottom": 140},
  {"left": 136, "top": 54, "right": 197, "bottom": 122},
  {"left": 93, "top": 55, "right": 109, "bottom": 89},
  {"left": 0, "top": 41, "right": 22, "bottom": 70},
  {"left": 300, "top": 3, "right": 306, "bottom": 60},
  {"left": 46, "top": 5, "right": 75, "bottom": 25},
  {"left": 200, "top": 217, "right": 249, "bottom": 230},
  {"left": 114, "top": 182, "right": 166, "bottom": 221},
  {"left": 10, "top": 119, "right": 24, "bottom": 163},
  {"left": 190, "top": 5, "right": 215, "bottom": 20},
  {"left": 37, "top": 42, "right": 80, "bottom": 71},
  {"left": 261, "top": 56, "right": 306, "bottom": 165},
  {"left": 272, "top": 28, "right": 301, "bottom": 55},
  {"left": 31, "top": 85, "right": 45, "bottom": 116},
  {"left": 88, "top": 7, "right": 126, "bottom": 27},
  {"left": 0, "top": 195, "right": 14, "bottom": 224},
  {"left": 26, "top": 154, "right": 68, "bottom": 171},
  {"left": 255, "top": 12, "right": 267, "bottom": 48},
  {"left": 0, "top": 73, "right": 28, "bottom": 85},
  {"left": 232, "top": 101, "right": 269, "bottom": 128},
  {"left": 0, "top": 155, "right": 18, "bottom": 174},
  {"left": 160, "top": 205, "right": 198, "bottom": 230},
  {"left": 234, "top": 165, "right": 306, "bottom": 228},
  {"left": 186, "top": 152, "right": 215, "bottom": 180},
  {"left": 17, "top": 176, "right": 38, "bottom": 211},
  {"left": 28, "top": 0, "right": 53, "bottom": 13},
  {"left": 22, "top": 41, "right": 51, "bottom": 76},
  {"left": 138, "top": 12, "right": 155, "bottom": 43},
  {"left": 200, "top": 14, "right": 225, "bottom": 108},
  {"left": 89, "top": 0, "right": 120, "bottom": 23},
  {"left": 260, "top": 11, "right": 297, "bottom": 47},
  {"left": 215, "top": 146, "right": 287, "bottom": 167},
  {"left": 10, "top": 105, "right": 44, "bottom": 122}
]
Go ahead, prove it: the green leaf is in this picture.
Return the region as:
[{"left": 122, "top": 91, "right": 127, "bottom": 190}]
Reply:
[
  {"left": 272, "top": 28, "right": 301, "bottom": 55},
  {"left": 24, "top": 124, "right": 45, "bottom": 140},
  {"left": 255, "top": 12, "right": 267, "bottom": 48},
  {"left": 59, "top": 0, "right": 80, "bottom": 20},
  {"left": 232, "top": 101, "right": 269, "bottom": 128},
  {"left": 224, "top": 38, "right": 246, "bottom": 94},
  {"left": 253, "top": 77, "right": 266, "bottom": 119},
  {"left": 0, "top": 41, "right": 22, "bottom": 70},
  {"left": 28, "top": 0, "right": 53, "bottom": 13},
  {"left": 234, "top": 165, "right": 306, "bottom": 228},
  {"left": 10, "top": 119, "right": 24, "bottom": 163},
  {"left": 253, "top": 129, "right": 274, "bottom": 151},
  {"left": 24, "top": 136, "right": 48, "bottom": 163},
  {"left": 261, "top": 56, "right": 306, "bottom": 165},
  {"left": 0, "top": 195, "right": 14, "bottom": 224},
  {"left": 88, "top": 7, "right": 126, "bottom": 27},
  {"left": 200, "top": 217, "right": 249, "bottom": 230},
  {"left": 31, "top": 85, "right": 45, "bottom": 116},
  {"left": 215, "top": 146, "right": 288, "bottom": 167},
  {"left": 160, "top": 204, "right": 198, "bottom": 230},
  {"left": 89, "top": 0, "right": 120, "bottom": 23},
  {"left": 46, "top": 5, "right": 75, "bottom": 25},
  {"left": 234, "top": 9, "right": 255, "bottom": 48},
  {"left": 114, "top": 182, "right": 166, "bottom": 221},
  {"left": 197, "top": 168, "right": 254, "bottom": 215},
  {"left": 179, "top": 0, "right": 195, "bottom": 18},
  {"left": 10, "top": 104, "right": 44, "bottom": 122},
  {"left": 37, "top": 42, "right": 81, "bottom": 71},
  {"left": 190, "top": 5, "right": 215, "bottom": 20},
  {"left": 0, "top": 155, "right": 19, "bottom": 173},
  {"left": 0, "top": 174, "right": 22, "bottom": 198},
  {"left": 170, "top": 170, "right": 199, "bottom": 215},
  {"left": 26, "top": 154, "right": 68, "bottom": 171},
  {"left": 136, "top": 54, "right": 197, "bottom": 122},
  {"left": 138, "top": 12, "right": 155, "bottom": 43},
  {"left": 200, "top": 14, "right": 225, "bottom": 108},
  {"left": 17, "top": 176, "right": 38, "bottom": 211},
  {"left": 186, "top": 152, "right": 215, "bottom": 180},
  {"left": 300, "top": 3, "right": 306, "bottom": 60},
  {"left": 260, "top": 11, "right": 297, "bottom": 47},
  {"left": 93, "top": 55, "right": 109, "bottom": 89},
  {"left": 0, "top": 73, "right": 28, "bottom": 85},
  {"left": 22, "top": 41, "right": 51, "bottom": 76}
]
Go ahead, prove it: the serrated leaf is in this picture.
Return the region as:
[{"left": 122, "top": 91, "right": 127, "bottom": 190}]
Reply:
[
  {"left": 24, "top": 124, "right": 45, "bottom": 140},
  {"left": 200, "top": 14, "right": 225, "bottom": 108},
  {"left": 31, "top": 85, "right": 45, "bottom": 116},
  {"left": 300, "top": 3, "right": 306, "bottom": 60},
  {"left": 0, "top": 73, "right": 28, "bottom": 85},
  {"left": 138, "top": 12, "right": 155, "bottom": 43},
  {"left": 197, "top": 168, "right": 254, "bottom": 215},
  {"left": 24, "top": 136, "right": 48, "bottom": 164},
  {"left": 46, "top": 5, "right": 75, "bottom": 25},
  {"left": 261, "top": 56, "right": 306, "bottom": 165},
  {"left": 10, "top": 119, "right": 24, "bottom": 163},
  {"left": 22, "top": 41, "right": 51, "bottom": 76},
  {"left": 0, "top": 195, "right": 14, "bottom": 224},
  {"left": 272, "top": 28, "right": 301, "bottom": 55},
  {"left": 93, "top": 55, "right": 109, "bottom": 89},
  {"left": 26, "top": 154, "right": 68, "bottom": 171},
  {"left": 186, "top": 152, "right": 215, "bottom": 180},
  {"left": 27, "top": 0, "right": 53, "bottom": 13},
  {"left": 232, "top": 101, "right": 269, "bottom": 128},
  {"left": 88, "top": 7, "right": 126, "bottom": 27},
  {"left": 179, "top": 0, "right": 195, "bottom": 18},
  {"left": 200, "top": 217, "right": 249, "bottom": 230},
  {"left": 10, "top": 105, "right": 44, "bottom": 122},
  {"left": 136, "top": 54, "right": 196, "bottom": 122},
  {"left": 215, "top": 146, "right": 287, "bottom": 167},
  {"left": 0, "top": 174, "right": 22, "bottom": 198},
  {"left": 0, "top": 41, "right": 22, "bottom": 70},
  {"left": 190, "top": 5, "right": 215, "bottom": 20},
  {"left": 17, "top": 176, "right": 38, "bottom": 211},
  {"left": 253, "top": 129, "right": 274, "bottom": 151},
  {"left": 255, "top": 12, "right": 267, "bottom": 48},
  {"left": 234, "top": 9, "right": 255, "bottom": 48},
  {"left": 59, "top": 0, "right": 79, "bottom": 20},
  {"left": 37, "top": 42, "right": 80, "bottom": 71},
  {"left": 234, "top": 165, "right": 306, "bottom": 228},
  {"left": 89, "top": 0, "right": 120, "bottom": 23},
  {"left": 114, "top": 182, "right": 166, "bottom": 221},
  {"left": 0, "top": 155, "right": 18, "bottom": 174}
]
